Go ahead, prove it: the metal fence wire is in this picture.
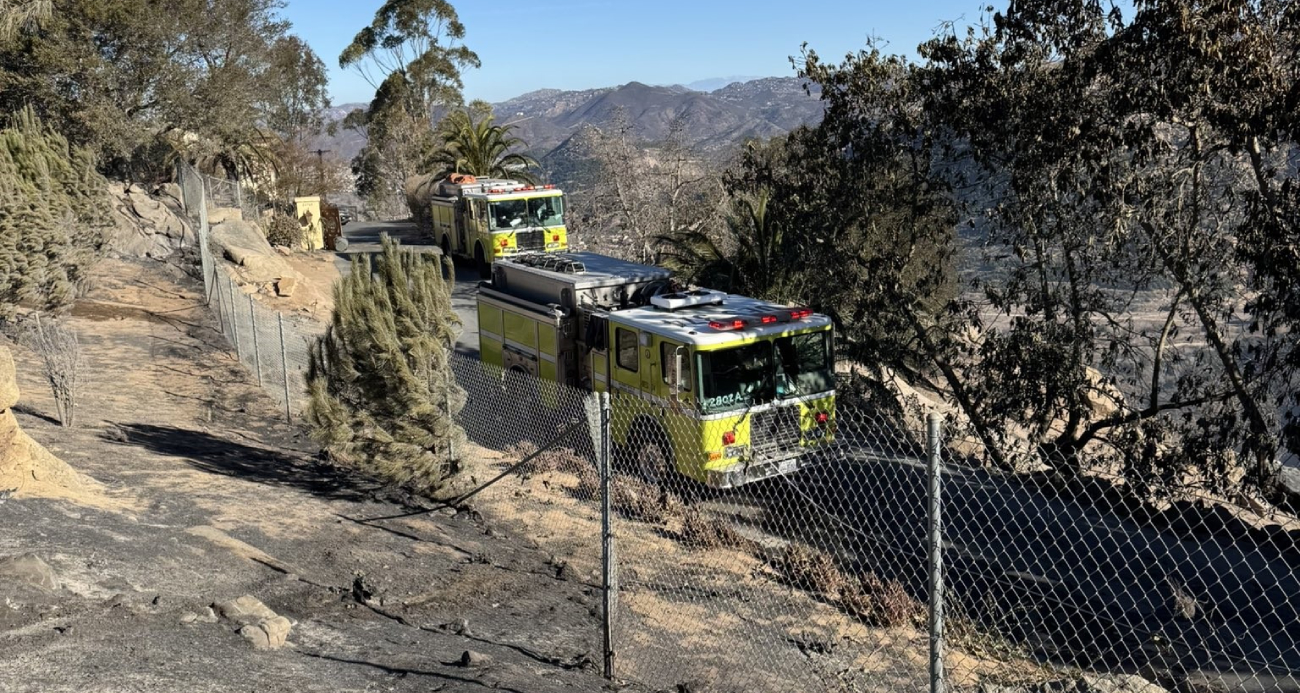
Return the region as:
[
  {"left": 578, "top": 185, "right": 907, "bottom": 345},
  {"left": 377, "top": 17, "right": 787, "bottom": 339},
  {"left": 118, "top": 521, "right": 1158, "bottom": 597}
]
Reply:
[{"left": 173, "top": 162, "right": 1300, "bottom": 693}]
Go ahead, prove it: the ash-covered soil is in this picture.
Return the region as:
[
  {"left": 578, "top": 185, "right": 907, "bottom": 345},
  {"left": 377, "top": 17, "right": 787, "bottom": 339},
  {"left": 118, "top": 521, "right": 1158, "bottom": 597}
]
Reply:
[{"left": 0, "top": 258, "right": 634, "bottom": 693}]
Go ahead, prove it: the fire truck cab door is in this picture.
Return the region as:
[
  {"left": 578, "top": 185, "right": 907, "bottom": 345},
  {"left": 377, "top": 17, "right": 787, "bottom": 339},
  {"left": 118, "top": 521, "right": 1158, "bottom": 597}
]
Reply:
[{"left": 457, "top": 201, "right": 471, "bottom": 252}]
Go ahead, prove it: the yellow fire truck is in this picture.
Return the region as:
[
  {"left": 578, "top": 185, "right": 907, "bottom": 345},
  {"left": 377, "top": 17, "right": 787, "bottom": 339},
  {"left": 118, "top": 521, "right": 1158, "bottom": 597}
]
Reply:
[
  {"left": 476, "top": 252, "right": 836, "bottom": 488},
  {"left": 421, "top": 174, "right": 570, "bottom": 277}
]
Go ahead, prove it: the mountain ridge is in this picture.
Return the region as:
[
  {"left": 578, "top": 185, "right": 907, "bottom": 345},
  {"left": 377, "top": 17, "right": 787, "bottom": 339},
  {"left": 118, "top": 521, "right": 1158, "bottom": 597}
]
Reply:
[{"left": 316, "top": 76, "right": 824, "bottom": 167}]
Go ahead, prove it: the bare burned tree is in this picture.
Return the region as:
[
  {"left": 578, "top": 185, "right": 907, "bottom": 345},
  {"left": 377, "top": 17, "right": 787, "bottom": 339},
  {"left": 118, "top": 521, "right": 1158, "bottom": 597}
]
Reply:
[
  {"left": 586, "top": 108, "right": 722, "bottom": 263},
  {"left": 24, "top": 313, "right": 80, "bottom": 428}
]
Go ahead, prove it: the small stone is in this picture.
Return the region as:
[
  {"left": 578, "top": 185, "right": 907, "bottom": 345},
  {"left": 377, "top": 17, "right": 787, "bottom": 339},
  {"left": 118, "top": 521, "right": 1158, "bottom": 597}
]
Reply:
[
  {"left": 199, "top": 607, "right": 218, "bottom": 623},
  {"left": 456, "top": 650, "right": 491, "bottom": 668},
  {"left": 213, "top": 595, "right": 278, "bottom": 625},
  {"left": 179, "top": 611, "right": 199, "bottom": 624}
]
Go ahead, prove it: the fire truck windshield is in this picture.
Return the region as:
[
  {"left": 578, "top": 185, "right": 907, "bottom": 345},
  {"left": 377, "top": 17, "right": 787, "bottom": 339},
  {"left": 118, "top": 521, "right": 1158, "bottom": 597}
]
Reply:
[
  {"left": 696, "top": 330, "right": 833, "bottom": 414},
  {"left": 489, "top": 196, "right": 564, "bottom": 230}
]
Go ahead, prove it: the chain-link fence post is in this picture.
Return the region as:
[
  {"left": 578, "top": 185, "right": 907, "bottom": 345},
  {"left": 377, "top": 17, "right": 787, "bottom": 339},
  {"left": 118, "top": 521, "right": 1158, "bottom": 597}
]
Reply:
[
  {"left": 248, "top": 294, "right": 262, "bottom": 385},
  {"left": 228, "top": 278, "right": 241, "bottom": 362},
  {"left": 927, "top": 411, "right": 945, "bottom": 693},
  {"left": 211, "top": 269, "right": 225, "bottom": 336},
  {"left": 445, "top": 365, "right": 455, "bottom": 466},
  {"left": 599, "top": 391, "right": 616, "bottom": 680},
  {"left": 278, "top": 312, "right": 291, "bottom": 423}
]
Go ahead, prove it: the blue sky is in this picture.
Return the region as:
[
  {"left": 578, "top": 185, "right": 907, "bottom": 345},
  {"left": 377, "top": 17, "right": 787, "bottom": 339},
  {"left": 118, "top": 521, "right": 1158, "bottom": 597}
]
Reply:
[{"left": 280, "top": 0, "right": 992, "bottom": 106}]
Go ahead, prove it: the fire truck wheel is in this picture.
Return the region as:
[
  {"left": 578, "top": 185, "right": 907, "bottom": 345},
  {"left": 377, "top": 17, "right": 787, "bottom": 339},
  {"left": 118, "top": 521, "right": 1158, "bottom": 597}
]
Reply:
[
  {"left": 475, "top": 244, "right": 490, "bottom": 279},
  {"left": 631, "top": 420, "right": 674, "bottom": 487}
]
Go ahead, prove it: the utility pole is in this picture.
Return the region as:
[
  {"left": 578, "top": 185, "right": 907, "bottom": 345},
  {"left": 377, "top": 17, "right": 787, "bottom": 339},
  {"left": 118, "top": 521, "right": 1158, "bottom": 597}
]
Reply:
[{"left": 310, "top": 148, "right": 331, "bottom": 191}]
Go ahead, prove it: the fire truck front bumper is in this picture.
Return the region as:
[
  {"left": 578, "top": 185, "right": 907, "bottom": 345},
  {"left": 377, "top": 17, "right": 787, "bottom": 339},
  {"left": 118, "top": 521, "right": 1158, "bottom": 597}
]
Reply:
[{"left": 704, "top": 453, "right": 808, "bottom": 489}]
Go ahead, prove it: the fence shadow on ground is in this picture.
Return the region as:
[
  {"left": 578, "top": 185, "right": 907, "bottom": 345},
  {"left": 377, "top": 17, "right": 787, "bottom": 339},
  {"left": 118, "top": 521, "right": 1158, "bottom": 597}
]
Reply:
[{"left": 104, "top": 423, "right": 379, "bottom": 503}]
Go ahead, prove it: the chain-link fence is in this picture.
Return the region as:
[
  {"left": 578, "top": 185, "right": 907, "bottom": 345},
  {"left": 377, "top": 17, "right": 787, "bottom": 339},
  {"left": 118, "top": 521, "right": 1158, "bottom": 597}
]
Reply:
[
  {"left": 176, "top": 162, "right": 319, "bottom": 419},
  {"left": 173, "top": 161, "right": 1300, "bottom": 692},
  {"left": 437, "top": 355, "right": 1300, "bottom": 693}
]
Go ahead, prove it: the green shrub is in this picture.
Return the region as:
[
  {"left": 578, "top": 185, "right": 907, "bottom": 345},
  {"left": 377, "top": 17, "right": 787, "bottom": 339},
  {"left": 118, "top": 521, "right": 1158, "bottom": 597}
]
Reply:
[
  {"left": 0, "top": 107, "right": 108, "bottom": 317},
  {"left": 306, "top": 236, "right": 466, "bottom": 493},
  {"left": 264, "top": 212, "right": 303, "bottom": 248}
]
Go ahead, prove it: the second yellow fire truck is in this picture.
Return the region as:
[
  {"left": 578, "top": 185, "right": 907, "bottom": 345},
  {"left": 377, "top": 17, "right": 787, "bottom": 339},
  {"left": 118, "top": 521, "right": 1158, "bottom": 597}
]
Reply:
[
  {"left": 413, "top": 174, "right": 570, "bottom": 277},
  {"left": 476, "top": 252, "right": 836, "bottom": 488}
]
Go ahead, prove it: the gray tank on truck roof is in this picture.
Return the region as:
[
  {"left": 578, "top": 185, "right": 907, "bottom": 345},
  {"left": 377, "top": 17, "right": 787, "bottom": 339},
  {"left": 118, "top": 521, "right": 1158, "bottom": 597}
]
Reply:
[{"left": 486, "top": 252, "right": 672, "bottom": 312}]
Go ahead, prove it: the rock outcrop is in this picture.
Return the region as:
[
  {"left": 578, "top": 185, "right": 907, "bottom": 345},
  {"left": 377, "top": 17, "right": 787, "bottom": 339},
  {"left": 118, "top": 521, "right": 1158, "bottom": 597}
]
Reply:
[
  {"left": 105, "top": 182, "right": 194, "bottom": 259},
  {"left": 210, "top": 218, "right": 307, "bottom": 287}
]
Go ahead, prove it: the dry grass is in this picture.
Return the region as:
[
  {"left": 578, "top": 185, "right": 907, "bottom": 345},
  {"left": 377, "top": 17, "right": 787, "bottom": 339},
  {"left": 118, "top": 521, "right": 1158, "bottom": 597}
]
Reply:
[
  {"left": 680, "top": 508, "right": 755, "bottom": 551},
  {"left": 845, "top": 572, "right": 924, "bottom": 628},
  {"left": 507, "top": 441, "right": 596, "bottom": 485},
  {"left": 770, "top": 543, "right": 923, "bottom": 628},
  {"left": 613, "top": 474, "right": 675, "bottom": 524}
]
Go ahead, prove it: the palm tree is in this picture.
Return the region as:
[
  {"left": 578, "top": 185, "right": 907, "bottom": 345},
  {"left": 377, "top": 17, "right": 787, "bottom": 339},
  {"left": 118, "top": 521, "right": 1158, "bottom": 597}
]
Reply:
[
  {"left": 430, "top": 109, "right": 539, "bottom": 184},
  {"left": 658, "top": 187, "right": 790, "bottom": 300}
]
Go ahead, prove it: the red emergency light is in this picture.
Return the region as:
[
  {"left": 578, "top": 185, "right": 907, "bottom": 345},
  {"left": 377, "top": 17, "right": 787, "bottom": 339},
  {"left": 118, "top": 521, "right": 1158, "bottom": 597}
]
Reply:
[
  {"left": 789, "top": 308, "right": 813, "bottom": 320},
  {"left": 708, "top": 319, "right": 747, "bottom": 331}
]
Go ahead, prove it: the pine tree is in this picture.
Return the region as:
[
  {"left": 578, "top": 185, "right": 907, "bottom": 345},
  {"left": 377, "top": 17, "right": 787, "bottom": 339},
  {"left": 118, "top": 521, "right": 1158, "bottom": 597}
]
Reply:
[
  {"left": 306, "top": 236, "right": 467, "bottom": 493},
  {"left": 0, "top": 107, "right": 107, "bottom": 318}
]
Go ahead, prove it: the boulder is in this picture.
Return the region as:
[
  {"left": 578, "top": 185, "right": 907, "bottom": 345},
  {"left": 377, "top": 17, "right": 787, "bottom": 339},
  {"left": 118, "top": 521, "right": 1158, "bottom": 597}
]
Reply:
[
  {"left": 212, "top": 220, "right": 297, "bottom": 283},
  {"left": 105, "top": 181, "right": 195, "bottom": 259},
  {"left": 155, "top": 182, "right": 182, "bottom": 203},
  {"left": 0, "top": 344, "right": 17, "bottom": 411},
  {"left": 0, "top": 553, "right": 58, "bottom": 592}
]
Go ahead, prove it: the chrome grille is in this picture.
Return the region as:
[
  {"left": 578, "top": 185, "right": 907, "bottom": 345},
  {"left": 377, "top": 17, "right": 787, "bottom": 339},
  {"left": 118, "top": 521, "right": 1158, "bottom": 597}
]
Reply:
[
  {"left": 516, "top": 229, "right": 544, "bottom": 250},
  {"left": 750, "top": 406, "right": 802, "bottom": 458}
]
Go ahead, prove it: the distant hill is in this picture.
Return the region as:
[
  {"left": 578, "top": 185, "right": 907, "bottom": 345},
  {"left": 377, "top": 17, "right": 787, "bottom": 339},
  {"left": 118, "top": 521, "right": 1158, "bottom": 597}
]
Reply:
[
  {"left": 496, "top": 76, "right": 823, "bottom": 158},
  {"left": 316, "top": 76, "right": 825, "bottom": 173},
  {"left": 685, "top": 75, "right": 765, "bottom": 92}
]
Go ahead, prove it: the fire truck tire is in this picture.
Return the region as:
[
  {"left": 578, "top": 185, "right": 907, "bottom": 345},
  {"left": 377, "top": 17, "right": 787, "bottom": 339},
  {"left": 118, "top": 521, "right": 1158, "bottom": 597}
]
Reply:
[
  {"left": 475, "top": 244, "right": 490, "bottom": 279},
  {"left": 629, "top": 418, "right": 674, "bottom": 487}
]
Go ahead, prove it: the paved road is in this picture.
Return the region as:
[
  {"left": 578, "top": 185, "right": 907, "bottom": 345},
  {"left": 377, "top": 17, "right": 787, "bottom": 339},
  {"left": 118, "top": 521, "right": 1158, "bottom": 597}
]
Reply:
[
  {"left": 711, "top": 435, "right": 1300, "bottom": 692},
  {"left": 335, "top": 219, "right": 481, "bottom": 356}
]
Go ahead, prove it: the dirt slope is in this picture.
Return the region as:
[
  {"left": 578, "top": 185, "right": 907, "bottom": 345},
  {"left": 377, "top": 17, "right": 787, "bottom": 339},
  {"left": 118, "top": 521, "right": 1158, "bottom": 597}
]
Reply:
[{"left": 0, "top": 258, "right": 630, "bottom": 693}]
